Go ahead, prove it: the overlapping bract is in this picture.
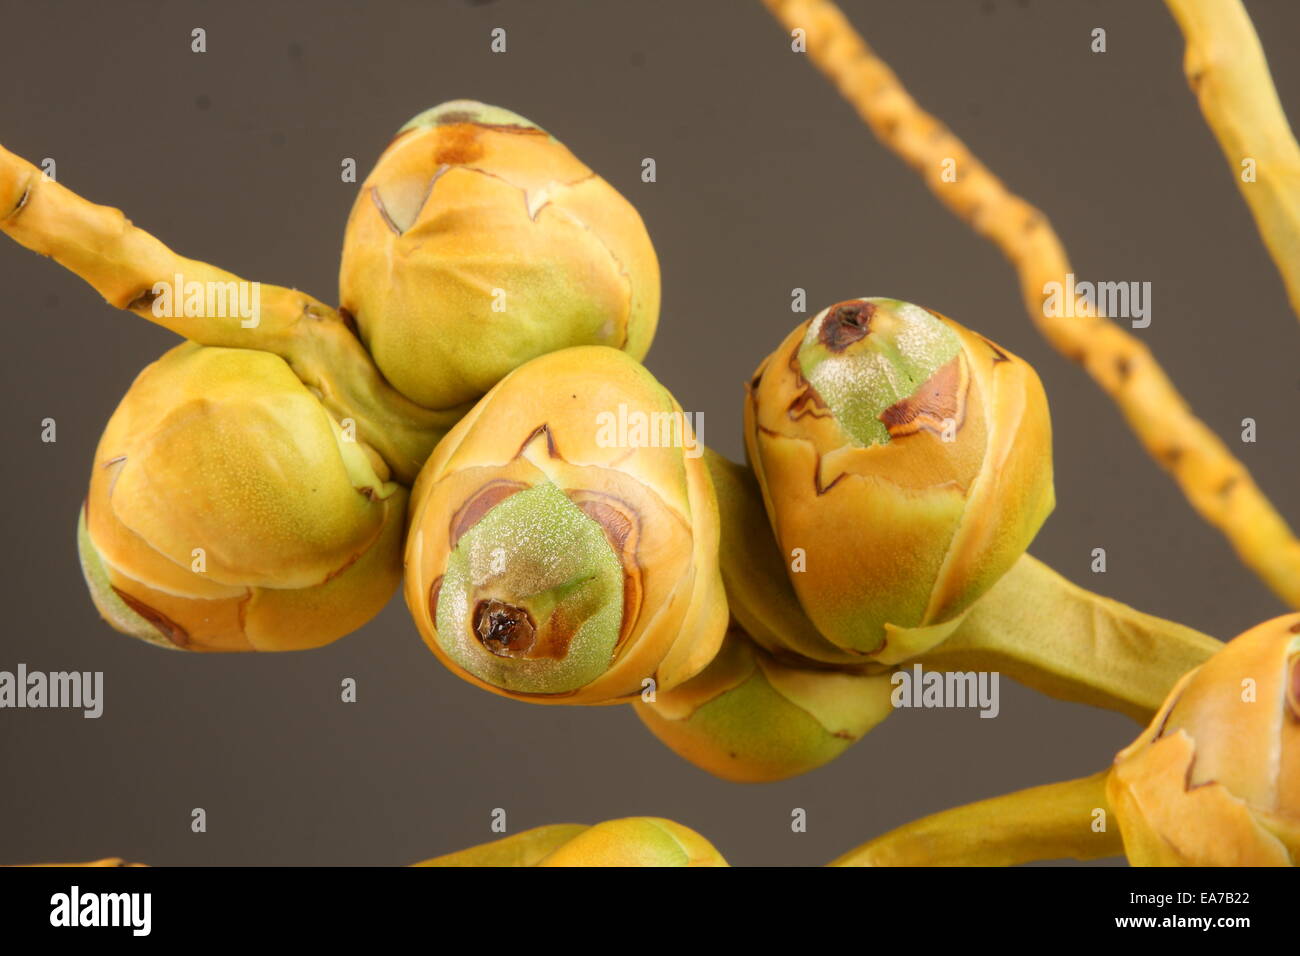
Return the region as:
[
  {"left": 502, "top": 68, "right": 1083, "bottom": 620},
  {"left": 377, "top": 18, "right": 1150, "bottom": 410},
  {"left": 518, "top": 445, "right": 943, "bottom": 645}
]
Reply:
[{"left": 635, "top": 625, "right": 893, "bottom": 782}]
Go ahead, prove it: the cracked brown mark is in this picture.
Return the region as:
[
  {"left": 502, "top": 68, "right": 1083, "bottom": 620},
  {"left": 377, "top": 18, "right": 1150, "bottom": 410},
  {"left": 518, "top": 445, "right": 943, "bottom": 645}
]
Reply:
[
  {"left": 1115, "top": 356, "right": 1132, "bottom": 382},
  {"left": 449, "top": 480, "right": 529, "bottom": 548},
  {"left": 321, "top": 546, "right": 365, "bottom": 584},
  {"left": 337, "top": 306, "right": 360, "bottom": 338},
  {"left": 5, "top": 181, "right": 31, "bottom": 221},
  {"left": 369, "top": 186, "right": 402, "bottom": 235},
  {"left": 473, "top": 599, "right": 538, "bottom": 658},
  {"left": 979, "top": 335, "right": 1011, "bottom": 364},
  {"left": 428, "top": 111, "right": 541, "bottom": 135},
  {"left": 427, "top": 575, "right": 444, "bottom": 623},
  {"left": 111, "top": 588, "right": 190, "bottom": 648},
  {"left": 1152, "top": 687, "right": 1186, "bottom": 740},
  {"left": 818, "top": 300, "right": 877, "bottom": 352},
  {"left": 516, "top": 423, "right": 561, "bottom": 460},
  {"left": 432, "top": 123, "right": 486, "bottom": 166},
  {"left": 1289, "top": 619, "right": 1300, "bottom": 633},
  {"left": 815, "top": 469, "right": 852, "bottom": 497},
  {"left": 127, "top": 288, "right": 160, "bottom": 313},
  {"left": 1163, "top": 446, "right": 1184, "bottom": 466},
  {"left": 880, "top": 355, "right": 968, "bottom": 439},
  {"left": 374, "top": 164, "right": 450, "bottom": 236},
  {"left": 1216, "top": 476, "right": 1238, "bottom": 498},
  {"left": 783, "top": 346, "right": 833, "bottom": 423},
  {"left": 569, "top": 490, "right": 644, "bottom": 648},
  {"left": 434, "top": 110, "right": 477, "bottom": 124},
  {"left": 1183, "top": 756, "right": 1214, "bottom": 792},
  {"left": 234, "top": 589, "right": 252, "bottom": 640}
]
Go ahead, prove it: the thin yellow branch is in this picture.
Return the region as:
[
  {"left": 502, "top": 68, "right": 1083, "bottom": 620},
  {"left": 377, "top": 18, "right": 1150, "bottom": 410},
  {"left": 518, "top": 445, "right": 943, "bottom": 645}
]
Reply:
[
  {"left": 0, "top": 143, "right": 453, "bottom": 481},
  {"left": 831, "top": 772, "right": 1119, "bottom": 866},
  {"left": 1166, "top": 0, "right": 1300, "bottom": 323},
  {"left": 760, "top": 0, "right": 1300, "bottom": 607}
]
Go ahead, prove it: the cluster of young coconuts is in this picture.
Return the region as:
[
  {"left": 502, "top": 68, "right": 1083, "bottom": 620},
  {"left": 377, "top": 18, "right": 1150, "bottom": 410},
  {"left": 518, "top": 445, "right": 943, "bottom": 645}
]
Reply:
[{"left": 5, "top": 101, "right": 1295, "bottom": 867}]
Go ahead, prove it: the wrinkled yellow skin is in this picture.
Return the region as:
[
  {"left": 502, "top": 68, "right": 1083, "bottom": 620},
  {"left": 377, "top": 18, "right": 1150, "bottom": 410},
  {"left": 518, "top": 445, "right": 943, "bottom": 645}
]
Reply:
[
  {"left": 404, "top": 346, "right": 727, "bottom": 704},
  {"left": 79, "top": 343, "right": 407, "bottom": 651},
  {"left": 339, "top": 100, "right": 659, "bottom": 412},
  {"left": 745, "top": 299, "right": 1054, "bottom": 663},
  {"left": 1108, "top": 613, "right": 1300, "bottom": 866},
  {"left": 635, "top": 626, "right": 894, "bottom": 782},
  {"left": 414, "top": 818, "right": 726, "bottom": 867}
]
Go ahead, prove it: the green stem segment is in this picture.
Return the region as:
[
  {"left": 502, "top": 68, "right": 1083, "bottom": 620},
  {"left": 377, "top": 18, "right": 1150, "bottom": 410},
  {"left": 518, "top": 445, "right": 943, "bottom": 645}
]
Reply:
[
  {"left": 918, "top": 555, "right": 1221, "bottom": 722},
  {"left": 832, "top": 771, "right": 1119, "bottom": 866},
  {"left": 706, "top": 448, "right": 1219, "bottom": 720},
  {"left": 0, "top": 143, "right": 454, "bottom": 483}
]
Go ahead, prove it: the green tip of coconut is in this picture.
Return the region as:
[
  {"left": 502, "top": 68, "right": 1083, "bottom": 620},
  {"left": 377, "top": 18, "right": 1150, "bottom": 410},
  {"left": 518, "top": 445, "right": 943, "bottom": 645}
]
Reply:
[
  {"left": 797, "top": 297, "right": 961, "bottom": 448},
  {"left": 434, "top": 481, "right": 623, "bottom": 695},
  {"left": 399, "top": 100, "right": 548, "bottom": 136}
]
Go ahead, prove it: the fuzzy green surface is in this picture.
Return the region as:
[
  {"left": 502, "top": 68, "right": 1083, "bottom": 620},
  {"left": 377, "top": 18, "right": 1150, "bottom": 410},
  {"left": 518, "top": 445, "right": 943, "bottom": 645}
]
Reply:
[
  {"left": 435, "top": 481, "right": 624, "bottom": 694},
  {"left": 798, "top": 298, "right": 961, "bottom": 448},
  {"left": 399, "top": 100, "right": 548, "bottom": 135}
]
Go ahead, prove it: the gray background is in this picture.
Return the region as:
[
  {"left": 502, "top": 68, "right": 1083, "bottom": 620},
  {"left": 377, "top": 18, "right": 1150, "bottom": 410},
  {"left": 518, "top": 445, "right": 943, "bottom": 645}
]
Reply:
[{"left": 1, "top": 0, "right": 1296, "bottom": 867}]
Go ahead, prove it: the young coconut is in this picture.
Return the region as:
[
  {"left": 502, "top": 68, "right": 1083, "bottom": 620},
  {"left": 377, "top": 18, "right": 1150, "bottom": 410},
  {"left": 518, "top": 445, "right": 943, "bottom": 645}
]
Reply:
[
  {"left": 745, "top": 297, "right": 1054, "bottom": 664},
  {"left": 404, "top": 346, "right": 727, "bottom": 704},
  {"left": 78, "top": 344, "right": 407, "bottom": 651},
  {"left": 339, "top": 100, "right": 659, "bottom": 413}
]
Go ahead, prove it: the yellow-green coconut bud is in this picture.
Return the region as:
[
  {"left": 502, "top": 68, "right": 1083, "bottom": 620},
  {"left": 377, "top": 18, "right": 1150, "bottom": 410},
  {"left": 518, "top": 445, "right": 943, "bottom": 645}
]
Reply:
[
  {"left": 412, "top": 818, "right": 727, "bottom": 867},
  {"left": 635, "top": 626, "right": 894, "bottom": 782},
  {"left": 1107, "top": 614, "right": 1300, "bottom": 866},
  {"left": 745, "top": 298, "right": 1054, "bottom": 664},
  {"left": 404, "top": 346, "right": 727, "bottom": 705},
  {"left": 78, "top": 343, "right": 406, "bottom": 651},
  {"left": 339, "top": 100, "right": 659, "bottom": 413}
]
